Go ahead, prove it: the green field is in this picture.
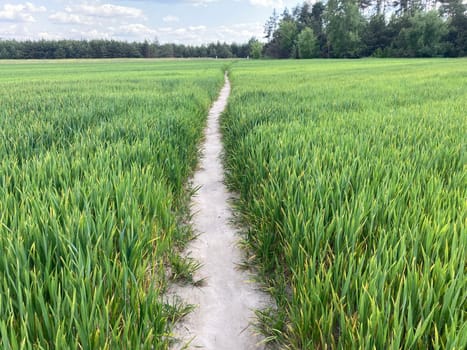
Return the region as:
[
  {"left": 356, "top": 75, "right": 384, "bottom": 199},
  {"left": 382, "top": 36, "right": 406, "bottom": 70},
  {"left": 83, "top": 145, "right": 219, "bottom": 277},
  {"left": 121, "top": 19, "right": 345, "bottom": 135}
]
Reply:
[
  {"left": 222, "top": 59, "right": 467, "bottom": 349},
  {"left": 0, "top": 59, "right": 466, "bottom": 349},
  {"left": 0, "top": 60, "right": 225, "bottom": 348}
]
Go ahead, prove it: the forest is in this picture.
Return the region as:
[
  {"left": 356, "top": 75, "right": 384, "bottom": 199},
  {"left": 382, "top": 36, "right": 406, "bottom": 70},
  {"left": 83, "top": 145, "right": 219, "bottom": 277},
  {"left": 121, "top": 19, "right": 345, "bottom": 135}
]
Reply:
[
  {"left": 0, "top": 0, "right": 465, "bottom": 59},
  {"left": 262, "top": 0, "right": 466, "bottom": 58},
  {"left": 0, "top": 39, "right": 251, "bottom": 60}
]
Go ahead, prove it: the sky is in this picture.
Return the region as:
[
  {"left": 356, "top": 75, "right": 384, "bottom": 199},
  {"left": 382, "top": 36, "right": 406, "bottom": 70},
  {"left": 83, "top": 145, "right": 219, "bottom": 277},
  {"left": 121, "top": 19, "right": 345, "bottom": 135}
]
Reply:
[{"left": 0, "top": 0, "right": 303, "bottom": 44}]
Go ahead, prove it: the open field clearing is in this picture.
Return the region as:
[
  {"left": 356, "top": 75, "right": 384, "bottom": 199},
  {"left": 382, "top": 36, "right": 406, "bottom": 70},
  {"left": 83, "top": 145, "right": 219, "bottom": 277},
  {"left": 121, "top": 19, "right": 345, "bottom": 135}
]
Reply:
[
  {"left": 222, "top": 59, "right": 467, "bottom": 349},
  {"left": 0, "top": 60, "right": 224, "bottom": 348}
]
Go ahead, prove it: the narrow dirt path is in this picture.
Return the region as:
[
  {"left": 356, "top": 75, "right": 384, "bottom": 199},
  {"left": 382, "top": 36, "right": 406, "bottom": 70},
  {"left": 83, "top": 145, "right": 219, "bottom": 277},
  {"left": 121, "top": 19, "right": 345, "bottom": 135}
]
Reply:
[{"left": 171, "top": 74, "right": 267, "bottom": 349}]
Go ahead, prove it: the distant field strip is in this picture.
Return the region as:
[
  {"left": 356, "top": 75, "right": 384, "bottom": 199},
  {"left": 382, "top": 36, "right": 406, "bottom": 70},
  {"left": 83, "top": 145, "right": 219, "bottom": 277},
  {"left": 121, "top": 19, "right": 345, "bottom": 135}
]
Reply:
[
  {"left": 0, "top": 60, "right": 224, "bottom": 348},
  {"left": 222, "top": 59, "right": 467, "bottom": 349}
]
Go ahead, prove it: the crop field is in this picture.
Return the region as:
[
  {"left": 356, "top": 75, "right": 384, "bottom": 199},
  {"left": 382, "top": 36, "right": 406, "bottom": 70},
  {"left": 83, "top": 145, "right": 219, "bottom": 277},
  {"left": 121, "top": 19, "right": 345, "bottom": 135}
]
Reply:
[
  {"left": 222, "top": 59, "right": 467, "bottom": 349},
  {"left": 1, "top": 58, "right": 465, "bottom": 350},
  {"left": 0, "top": 60, "right": 224, "bottom": 348}
]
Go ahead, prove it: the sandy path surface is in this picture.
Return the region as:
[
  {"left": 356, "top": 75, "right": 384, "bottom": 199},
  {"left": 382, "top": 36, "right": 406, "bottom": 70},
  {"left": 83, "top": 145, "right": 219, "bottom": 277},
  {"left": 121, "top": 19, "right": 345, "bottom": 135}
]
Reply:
[{"left": 171, "top": 74, "right": 267, "bottom": 350}]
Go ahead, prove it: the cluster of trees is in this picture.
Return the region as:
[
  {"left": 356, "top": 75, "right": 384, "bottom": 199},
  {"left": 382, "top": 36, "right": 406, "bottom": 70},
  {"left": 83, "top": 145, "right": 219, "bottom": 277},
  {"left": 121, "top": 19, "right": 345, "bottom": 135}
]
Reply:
[
  {"left": 1, "top": 0, "right": 464, "bottom": 60},
  {"left": 0, "top": 39, "right": 255, "bottom": 59},
  {"left": 263, "top": 0, "right": 466, "bottom": 58}
]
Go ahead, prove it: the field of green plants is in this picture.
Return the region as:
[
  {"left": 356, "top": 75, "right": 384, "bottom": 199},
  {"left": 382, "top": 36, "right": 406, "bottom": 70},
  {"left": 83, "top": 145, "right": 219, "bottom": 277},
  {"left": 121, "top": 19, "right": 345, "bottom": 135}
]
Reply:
[
  {"left": 222, "top": 59, "right": 467, "bottom": 349},
  {"left": 1, "top": 58, "right": 465, "bottom": 349},
  {"left": 0, "top": 60, "right": 224, "bottom": 348}
]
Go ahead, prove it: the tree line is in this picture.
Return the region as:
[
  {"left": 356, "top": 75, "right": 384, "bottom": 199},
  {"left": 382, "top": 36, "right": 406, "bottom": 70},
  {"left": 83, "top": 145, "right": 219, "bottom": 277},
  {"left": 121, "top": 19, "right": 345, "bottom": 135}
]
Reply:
[
  {"left": 0, "top": 39, "right": 254, "bottom": 59},
  {"left": 0, "top": 0, "right": 465, "bottom": 60},
  {"left": 262, "top": 0, "right": 466, "bottom": 58}
]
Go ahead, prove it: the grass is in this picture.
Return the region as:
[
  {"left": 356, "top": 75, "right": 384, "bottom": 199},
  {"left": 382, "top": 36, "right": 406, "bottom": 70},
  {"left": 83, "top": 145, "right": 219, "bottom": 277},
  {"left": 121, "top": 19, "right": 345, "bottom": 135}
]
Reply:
[
  {"left": 1, "top": 57, "right": 465, "bottom": 349},
  {"left": 222, "top": 59, "right": 467, "bottom": 349},
  {"left": 0, "top": 59, "right": 225, "bottom": 349}
]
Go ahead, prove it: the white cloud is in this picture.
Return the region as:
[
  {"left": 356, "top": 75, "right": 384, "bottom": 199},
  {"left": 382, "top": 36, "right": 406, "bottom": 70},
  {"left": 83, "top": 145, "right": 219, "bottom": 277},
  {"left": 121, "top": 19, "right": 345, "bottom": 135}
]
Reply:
[
  {"left": 38, "top": 31, "right": 63, "bottom": 40},
  {"left": 70, "top": 28, "right": 112, "bottom": 40},
  {"left": 0, "top": 2, "right": 46, "bottom": 23},
  {"left": 0, "top": 1, "right": 282, "bottom": 44},
  {"left": 65, "top": 3, "right": 144, "bottom": 19},
  {"left": 249, "top": 0, "right": 284, "bottom": 7},
  {"left": 48, "top": 3, "right": 148, "bottom": 33},
  {"left": 118, "top": 23, "right": 157, "bottom": 37},
  {"left": 163, "top": 15, "right": 179, "bottom": 23},
  {"left": 214, "top": 22, "right": 263, "bottom": 42},
  {"left": 188, "top": 0, "right": 218, "bottom": 7},
  {"left": 49, "top": 12, "right": 91, "bottom": 25},
  {"left": 153, "top": 22, "right": 262, "bottom": 45},
  {"left": 153, "top": 25, "right": 208, "bottom": 44},
  {"left": 158, "top": 26, "right": 175, "bottom": 33},
  {"left": 0, "top": 23, "right": 26, "bottom": 38},
  {"left": 188, "top": 25, "right": 207, "bottom": 31}
]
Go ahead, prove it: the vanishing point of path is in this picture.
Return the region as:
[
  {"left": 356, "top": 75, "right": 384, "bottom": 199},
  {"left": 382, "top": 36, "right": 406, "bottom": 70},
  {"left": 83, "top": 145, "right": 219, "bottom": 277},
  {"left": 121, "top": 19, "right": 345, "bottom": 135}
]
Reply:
[{"left": 171, "top": 74, "right": 267, "bottom": 349}]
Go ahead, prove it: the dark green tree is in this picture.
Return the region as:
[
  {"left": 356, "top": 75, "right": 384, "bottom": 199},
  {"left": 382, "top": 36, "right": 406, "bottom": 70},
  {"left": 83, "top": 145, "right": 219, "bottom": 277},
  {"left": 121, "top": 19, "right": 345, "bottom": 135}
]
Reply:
[
  {"left": 248, "top": 37, "right": 264, "bottom": 59},
  {"left": 440, "top": 0, "right": 467, "bottom": 56},
  {"left": 392, "top": 11, "right": 448, "bottom": 56},
  {"left": 276, "top": 19, "right": 299, "bottom": 58},
  {"left": 297, "top": 27, "right": 318, "bottom": 58},
  {"left": 310, "top": 2, "right": 328, "bottom": 57},
  {"left": 326, "top": 0, "right": 365, "bottom": 57},
  {"left": 362, "top": 14, "right": 394, "bottom": 56}
]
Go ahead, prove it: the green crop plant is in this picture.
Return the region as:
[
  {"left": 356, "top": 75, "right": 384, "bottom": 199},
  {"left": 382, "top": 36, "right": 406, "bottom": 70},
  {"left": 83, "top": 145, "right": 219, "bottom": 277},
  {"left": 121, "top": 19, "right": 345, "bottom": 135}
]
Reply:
[
  {"left": 0, "top": 59, "right": 225, "bottom": 349},
  {"left": 222, "top": 59, "right": 467, "bottom": 349}
]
